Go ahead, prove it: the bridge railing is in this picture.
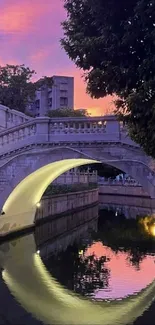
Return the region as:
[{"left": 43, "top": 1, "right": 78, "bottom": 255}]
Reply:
[
  {"left": 53, "top": 170, "right": 98, "bottom": 185},
  {"left": 98, "top": 178, "right": 142, "bottom": 186},
  {"left": 0, "top": 115, "right": 137, "bottom": 156}
]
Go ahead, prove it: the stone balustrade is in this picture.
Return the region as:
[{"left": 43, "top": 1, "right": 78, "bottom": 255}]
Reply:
[
  {"left": 98, "top": 178, "right": 141, "bottom": 187},
  {"left": 0, "top": 104, "right": 31, "bottom": 131},
  {"left": 53, "top": 170, "right": 98, "bottom": 185},
  {"left": 0, "top": 115, "right": 138, "bottom": 156}
]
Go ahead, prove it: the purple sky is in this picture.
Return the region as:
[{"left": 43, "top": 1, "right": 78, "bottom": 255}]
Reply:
[{"left": 0, "top": 0, "right": 115, "bottom": 115}]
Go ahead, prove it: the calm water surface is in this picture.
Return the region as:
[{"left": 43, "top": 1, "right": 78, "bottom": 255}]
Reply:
[{"left": 0, "top": 199, "right": 155, "bottom": 325}]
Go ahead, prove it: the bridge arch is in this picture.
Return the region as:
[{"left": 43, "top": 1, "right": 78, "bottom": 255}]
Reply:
[
  {"left": 0, "top": 145, "right": 155, "bottom": 236},
  {"left": 0, "top": 158, "right": 99, "bottom": 235}
]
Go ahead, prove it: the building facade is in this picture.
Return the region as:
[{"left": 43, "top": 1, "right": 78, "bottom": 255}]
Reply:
[{"left": 27, "top": 75, "right": 74, "bottom": 117}]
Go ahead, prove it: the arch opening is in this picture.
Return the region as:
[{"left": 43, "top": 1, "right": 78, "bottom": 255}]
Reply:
[{"left": 0, "top": 159, "right": 99, "bottom": 236}]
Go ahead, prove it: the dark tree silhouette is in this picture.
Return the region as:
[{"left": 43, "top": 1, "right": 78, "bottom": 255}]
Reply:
[
  {"left": 61, "top": 0, "right": 155, "bottom": 158},
  {"left": 44, "top": 242, "right": 110, "bottom": 298}
]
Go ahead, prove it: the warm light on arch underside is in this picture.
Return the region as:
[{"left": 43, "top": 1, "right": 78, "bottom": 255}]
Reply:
[{"left": 2, "top": 159, "right": 100, "bottom": 227}]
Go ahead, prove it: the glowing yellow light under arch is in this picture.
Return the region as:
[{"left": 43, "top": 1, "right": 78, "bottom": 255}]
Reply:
[
  {"left": 1, "top": 159, "right": 99, "bottom": 234},
  {"left": 150, "top": 224, "right": 155, "bottom": 237}
]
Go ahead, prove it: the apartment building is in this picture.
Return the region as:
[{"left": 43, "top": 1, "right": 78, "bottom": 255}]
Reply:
[{"left": 27, "top": 75, "right": 74, "bottom": 117}]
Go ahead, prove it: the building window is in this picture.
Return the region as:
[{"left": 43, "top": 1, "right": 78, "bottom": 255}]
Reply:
[
  {"left": 60, "top": 97, "right": 68, "bottom": 106},
  {"left": 60, "top": 90, "right": 67, "bottom": 96},
  {"left": 35, "top": 99, "right": 40, "bottom": 109},
  {"left": 60, "top": 83, "right": 68, "bottom": 91},
  {"left": 48, "top": 98, "right": 52, "bottom": 107},
  {"left": 61, "top": 82, "right": 67, "bottom": 85}
]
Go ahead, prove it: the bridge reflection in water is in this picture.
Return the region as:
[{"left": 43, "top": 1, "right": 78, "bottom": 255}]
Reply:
[
  {"left": 99, "top": 194, "right": 155, "bottom": 219},
  {"left": 0, "top": 204, "right": 154, "bottom": 325}
]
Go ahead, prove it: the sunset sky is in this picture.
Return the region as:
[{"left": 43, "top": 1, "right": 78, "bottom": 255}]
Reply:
[{"left": 0, "top": 0, "right": 115, "bottom": 115}]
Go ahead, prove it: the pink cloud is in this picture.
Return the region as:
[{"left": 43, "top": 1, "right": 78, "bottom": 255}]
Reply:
[
  {"left": 0, "top": 56, "right": 19, "bottom": 66},
  {"left": 0, "top": 0, "right": 63, "bottom": 35},
  {"left": 0, "top": 3, "right": 41, "bottom": 34},
  {"left": 30, "top": 49, "right": 51, "bottom": 64}
]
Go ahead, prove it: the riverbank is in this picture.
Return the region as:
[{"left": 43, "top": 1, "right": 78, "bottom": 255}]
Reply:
[
  {"left": 35, "top": 204, "right": 98, "bottom": 248},
  {"left": 36, "top": 185, "right": 98, "bottom": 222},
  {"left": 99, "top": 185, "right": 149, "bottom": 197},
  {"left": 0, "top": 184, "right": 98, "bottom": 241}
]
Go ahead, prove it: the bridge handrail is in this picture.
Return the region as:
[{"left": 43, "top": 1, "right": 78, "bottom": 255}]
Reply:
[
  {"left": 0, "top": 118, "right": 37, "bottom": 136},
  {"left": 0, "top": 115, "right": 137, "bottom": 157},
  {"left": 0, "top": 115, "right": 118, "bottom": 130}
]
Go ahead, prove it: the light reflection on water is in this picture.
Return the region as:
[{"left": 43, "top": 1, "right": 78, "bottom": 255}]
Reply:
[
  {"left": 85, "top": 243, "right": 155, "bottom": 300},
  {"left": 0, "top": 202, "right": 154, "bottom": 324}
]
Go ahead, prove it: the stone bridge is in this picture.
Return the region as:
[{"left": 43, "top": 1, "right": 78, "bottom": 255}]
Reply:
[
  {"left": 0, "top": 115, "right": 155, "bottom": 197},
  {"left": 0, "top": 114, "right": 155, "bottom": 236}
]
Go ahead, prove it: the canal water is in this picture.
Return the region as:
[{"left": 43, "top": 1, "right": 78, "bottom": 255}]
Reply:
[{"left": 0, "top": 197, "right": 155, "bottom": 325}]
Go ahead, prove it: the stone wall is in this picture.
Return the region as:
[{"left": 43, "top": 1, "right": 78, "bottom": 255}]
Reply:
[
  {"left": 35, "top": 205, "right": 98, "bottom": 249},
  {"left": 99, "top": 194, "right": 155, "bottom": 219},
  {"left": 35, "top": 188, "right": 98, "bottom": 221},
  {"left": 99, "top": 185, "right": 149, "bottom": 197}
]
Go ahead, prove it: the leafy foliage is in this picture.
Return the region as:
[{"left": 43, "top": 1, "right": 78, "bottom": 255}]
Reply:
[
  {"left": 44, "top": 183, "right": 97, "bottom": 196},
  {"left": 44, "top": 242, "right": 110, "bottom": 298},
  {"left": 47, "top": 108, "right": 89, "bottom": 117},
  {"left": 61, "top": 0, "right": 155, "bottom": 157},
  {"left": 96, "top": 209, "right": 155, "bottom": 269},
  {"left": 0, "top": 64, "right": 53, "bottom": 113}
]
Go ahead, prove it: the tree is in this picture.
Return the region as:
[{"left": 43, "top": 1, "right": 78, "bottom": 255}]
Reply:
[
  {"left": 47, "top": 108, "right": 89, "bottom": 117},
  {"left": 61, "top": 0, "right": 155, "bottom": 157},
  {"left": 45, "top": 242, "right": 110, "bottom": 298},
  {"left": 0, "top": 64, "right": 53, "bottom": 113}
]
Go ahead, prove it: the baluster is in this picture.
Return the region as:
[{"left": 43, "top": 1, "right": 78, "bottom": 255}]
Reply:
[
  {"left": 75, "top": 122, "right": 79, "bottom": 133},
  {"left": 86, "top": 122, "right": 90, "bottom": 133},
  {"left": 25, "top": 127, "right": 29, "bottom": 137},
  {"left": 69, "top": 123, "right": 74, "bottom": 133},
  {"left": 9, "top": 133, "right": 12, "bottom": 143},
  {"left": 66, "top": 123, "right": 70, "bottom": 133},
  {"left": 0, "top": 136, "right": 2, "bottom": 146},
  {"left": 59, "top": 122, "right": 63, "bottom": 134},
  {"left": 31, "top": 124, "right": 36, "bottom": 135},
  {"left": 28, "top": 126, "right": 31, "bottom": 136},
  {"left": 3, "top": 135, "right": 7, "bottom": 144},
  {"left": 79, "top": 122, "right": 84, "bottom": 133},
  {"left": 89, "top": 122, "right": 93, "bottom": 134},
  {"left": 22, "top": 128, "right": 25, "bottom": 139},
  {"left": 50, "top": 123, "right": 54, "bottom": 134},
  {"left": 56, "top": 123, "right": 60, "bottom": 133},
  {"left": 92, "top": 122, "right": 97, "bottom": 133},
  {"left": 18, "top": 129, "right": 22, "bottom": 139},
  {"left": 54, "top": 122, "right": 58, "bottom": 133},
  {"left": 12, "top": 132, "right": 14, "bottom": 142}
]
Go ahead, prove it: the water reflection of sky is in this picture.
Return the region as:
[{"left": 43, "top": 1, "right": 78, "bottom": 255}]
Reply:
[
  {"left": 0, "top": 208, "right": 155, "bottom": 325},
  {"left": 85, "top": 242, "right": 155, "bottom": 300}
]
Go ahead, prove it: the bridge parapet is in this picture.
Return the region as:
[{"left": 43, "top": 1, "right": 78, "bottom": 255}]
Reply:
[{"left": 0, "top": 115, "right": 138, "bottom": 157}]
